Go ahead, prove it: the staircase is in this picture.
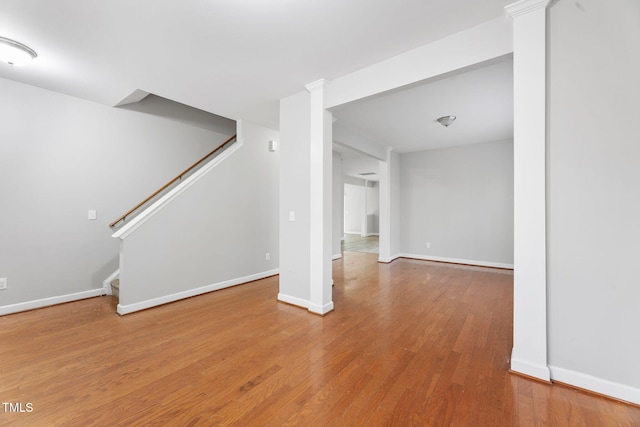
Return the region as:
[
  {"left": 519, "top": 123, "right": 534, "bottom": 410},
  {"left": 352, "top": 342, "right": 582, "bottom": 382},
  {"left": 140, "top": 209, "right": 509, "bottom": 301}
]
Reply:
[
  {"left": 109, "top": 134, "right": 237, "bottom": 229},
  {"left": 105, "top": 134, "right": 240, "bottom": 314}
]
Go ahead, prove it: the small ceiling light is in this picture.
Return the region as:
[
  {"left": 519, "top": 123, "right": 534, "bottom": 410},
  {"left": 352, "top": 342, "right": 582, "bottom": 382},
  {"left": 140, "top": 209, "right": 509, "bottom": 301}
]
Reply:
[
  {"left": 0, "top": 36, "right": 37, "bottom": 66},
  {"left": 437, "top": 115, "right": 456, "bottom": 127}
]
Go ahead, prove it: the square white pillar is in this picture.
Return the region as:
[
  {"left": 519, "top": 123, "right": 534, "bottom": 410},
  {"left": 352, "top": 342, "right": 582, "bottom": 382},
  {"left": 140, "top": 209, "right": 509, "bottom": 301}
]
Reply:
[
  {"left": 306, "top": 80, "right": 334, "bottom": 315},
  {"left": 505, "top": 0, "right": 551, "bottom": 381}
]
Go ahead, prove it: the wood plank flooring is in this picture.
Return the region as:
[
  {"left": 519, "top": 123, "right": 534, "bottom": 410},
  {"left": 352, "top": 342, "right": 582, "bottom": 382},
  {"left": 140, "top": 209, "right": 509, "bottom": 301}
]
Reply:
[
  {"left": 342, "top": 233, "right": 379, "bottom": 254},
  {"left": 1, "top": 252, "right": 639, "bottom": 426}
]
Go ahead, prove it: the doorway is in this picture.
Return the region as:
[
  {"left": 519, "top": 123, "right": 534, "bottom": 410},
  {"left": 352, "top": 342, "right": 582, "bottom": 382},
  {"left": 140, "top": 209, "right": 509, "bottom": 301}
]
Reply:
[{"left": 343, "top": 179, "right": 379, "bottom": 254}]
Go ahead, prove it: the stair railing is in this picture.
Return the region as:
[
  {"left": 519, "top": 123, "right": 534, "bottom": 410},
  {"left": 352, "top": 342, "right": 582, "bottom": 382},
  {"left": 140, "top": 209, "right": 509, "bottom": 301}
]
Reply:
[{"left": 109, "top": 134, "right": 237, "bottom": 228}]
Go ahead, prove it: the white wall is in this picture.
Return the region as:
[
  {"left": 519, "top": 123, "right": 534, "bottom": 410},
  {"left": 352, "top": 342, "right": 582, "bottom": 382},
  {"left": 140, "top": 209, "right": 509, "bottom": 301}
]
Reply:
[
  {"left": 0, "top": 77, "right": 233, "bottom": 313},
  {"left": 547, "top": 0, "right": 640, "bottom": 399},
  {"left": 279, "top": 87, "right": 333, "bottom": 314},
  {"left": 343, "top": 180, "right": 379, "bottom": 236},
  {"left": 399, "top": 140, "right": 514, "bottom": 267},
  {"left": 332, "top": 151, "right": 343, "bottom": 258},
  {"left": 366, "top": 183, "right": 379, "bottom": 235},
  {"left": 278, "top": 91, "right": 311, "bottom": 306},
  {"left": 343, "top": 183, "right": 363, "bottom": 234},
  {"left": 117, "top": 121, "right": 279, "bottom": 310}
]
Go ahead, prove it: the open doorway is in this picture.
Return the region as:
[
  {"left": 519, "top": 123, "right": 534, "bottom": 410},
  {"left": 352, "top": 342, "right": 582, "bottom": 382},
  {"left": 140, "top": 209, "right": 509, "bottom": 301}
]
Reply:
[
  {"left": 334, "top": 145, "right": 380, "bottom": 255},
  {"left": 343, "top": 181, "right": 379, "bottom": 253}
]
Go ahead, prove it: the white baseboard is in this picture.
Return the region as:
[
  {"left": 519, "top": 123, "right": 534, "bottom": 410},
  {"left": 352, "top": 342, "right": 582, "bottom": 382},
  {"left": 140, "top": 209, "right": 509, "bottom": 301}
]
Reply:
[
  {"left": 550, "top": 365, "right": 640, "bottom": 405},
  {"left": 343, "top": 232, "right": 380, "bottom": 237},
  {"left": 308, "top": 301, "right": 335, "bottom": 316},
  {"left": 278, "top": 293, "right": 333, "bottom": 315},
  {"left": 332, "top": 253, "right": 343, "bottom": 260},
  {"left": 102, "top": 269, "right": 120, "bottom": 296},
  {"left": 511, "top": 356, "right": 551, "bottom": 381},
  {"left": 117, "top": 269, "right": 279, "bottom": 315},
  {"left": 0, "top": 288, "right": 106, "bottom": 316},
  {"left": 378, "top": 254, "right": 401, "bottom": 263},
  {"left": 400, "top": 253, "right": 514, "bottom": 269},
  {"left": 277, "top": 293, "right": 309, "bottom": 309}
]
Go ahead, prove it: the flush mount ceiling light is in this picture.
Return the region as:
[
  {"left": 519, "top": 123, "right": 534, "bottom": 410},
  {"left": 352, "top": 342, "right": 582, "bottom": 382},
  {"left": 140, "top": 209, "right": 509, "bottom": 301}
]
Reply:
[
  {"left": 437, "top": 115, "right": 456, "bottom": 127},
  {"left": 0, "top": 36, "right": 37, "bottom": 66}
]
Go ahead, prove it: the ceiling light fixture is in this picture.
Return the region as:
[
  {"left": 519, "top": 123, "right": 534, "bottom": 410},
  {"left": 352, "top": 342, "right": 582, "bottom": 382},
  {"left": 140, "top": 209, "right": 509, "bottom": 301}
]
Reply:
[
  {"left": 0, "top": 36, "right": 37, "bottom": 66},
  {"left": 437, "top": 115, "right": 456, "bottom": 127}
]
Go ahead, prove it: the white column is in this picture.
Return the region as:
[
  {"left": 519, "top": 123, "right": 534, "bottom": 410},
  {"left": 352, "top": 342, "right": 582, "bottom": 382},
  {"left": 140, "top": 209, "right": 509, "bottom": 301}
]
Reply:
[
  {"left": 306, "top": 79, "right": 334, "bottom": 315},
  {"left": 378, "top": 147, "right": 394, "bottom": 263},
  {"left": 361, "top": 180, "right": 368, "bottom": 237},
  {"left": 505, "top": 0, "right": 551, "bottom": 381},
  {"left": 278, "top": 91, "right": 312, "bottom": 309}
]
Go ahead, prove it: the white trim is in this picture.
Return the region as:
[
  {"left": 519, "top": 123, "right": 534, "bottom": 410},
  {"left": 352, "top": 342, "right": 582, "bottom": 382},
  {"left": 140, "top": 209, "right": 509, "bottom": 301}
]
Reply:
[
  {"left": 347, "top": 232, "right": 380, "bottom": 237},
  {"left": 277, "top": 293, "right": 310, "bottom": 309},
  {"left": 304, "top": 78, "right": 327, "bottom": 93},
  {"left": 332, "top": 253, "right": 343, "bottom": 260},
  {"left": 325, "top": 18, "right": 512, "bottom": 110},
  {"left": 102, "top": 269, "right": 120, "bottom": 296},
  {"left": 505, "top": 0, "right": 552, "bottom": 18},
  {"left": 549, "top": 366, "right": 640, "bottom": 405},
  {"left": 308, "top": 301, "right": 334, "bottom": 316},
  {"left": 378, "top": 254, "right": 401, "bottom": 263},
  {"left": 400, "top": 253, "right": 514, "bottom": 269},
  {"left": 511, "top": 355, "right": 551, "bottom": 381},
  {"left": 0, "top": 288, "right": 106, "bottom": 316},
  {"left": 117, "top": 268, "right": 278, "bottom": 315},
  {"left": 112, "top": 140, "right": 243, "bottom": 240}
]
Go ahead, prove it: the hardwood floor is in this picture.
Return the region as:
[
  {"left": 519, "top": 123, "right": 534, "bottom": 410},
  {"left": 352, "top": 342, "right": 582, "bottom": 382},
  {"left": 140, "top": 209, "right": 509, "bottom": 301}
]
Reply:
[
  {"left": 1, "top": 252, "right": 639, "bottom": 425},
  {"left": 342, "top": 233, "right": 379, "bottom": 254}
]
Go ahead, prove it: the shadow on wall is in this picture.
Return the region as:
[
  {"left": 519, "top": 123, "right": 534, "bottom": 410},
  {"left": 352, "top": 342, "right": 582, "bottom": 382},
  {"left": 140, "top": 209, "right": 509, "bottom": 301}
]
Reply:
[{"left": 117, "top": 93, "right": 237, "bottom": 133}]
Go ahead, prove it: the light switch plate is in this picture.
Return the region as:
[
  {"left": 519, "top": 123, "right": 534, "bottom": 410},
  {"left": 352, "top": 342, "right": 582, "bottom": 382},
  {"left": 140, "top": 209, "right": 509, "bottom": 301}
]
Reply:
[
  {"left": 0, "top": 278, "right": 7, "bottom": 290},
  {"left": 88, "top": 210, "right": 97, "bottom": 220}
]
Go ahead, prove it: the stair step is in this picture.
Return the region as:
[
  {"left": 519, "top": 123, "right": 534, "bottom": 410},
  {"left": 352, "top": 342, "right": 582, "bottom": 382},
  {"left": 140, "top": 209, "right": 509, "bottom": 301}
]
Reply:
[{"left": 111, "top": 279, "right": 120, "bottom": 298}]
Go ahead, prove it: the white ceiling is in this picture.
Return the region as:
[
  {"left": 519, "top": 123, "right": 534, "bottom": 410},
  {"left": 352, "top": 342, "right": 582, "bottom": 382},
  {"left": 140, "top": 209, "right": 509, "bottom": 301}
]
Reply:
[
  {"left": 335, "top": 144, "right": 382, "bottom": 182},
  {"left": 333, "top": 58, "right": 513, "bottom": 181},
  {"left": 0, "top": 0, "right": 510, "bottom": 130},
  {"left": 332, "top": 57, "right": 514, "bottom": 153}
]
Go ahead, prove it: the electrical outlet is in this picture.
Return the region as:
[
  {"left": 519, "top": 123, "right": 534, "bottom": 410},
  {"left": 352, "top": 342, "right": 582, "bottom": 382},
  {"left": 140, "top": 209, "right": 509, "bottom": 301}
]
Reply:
[
  {"left": 0, "top": 278, "right": 7, "bottom": 290},
  {"left": 265, "top": 253, "right": 271, "bottom": 261},
  {"left": 426, "top": 242, "right": 431, "bottom": 249}
]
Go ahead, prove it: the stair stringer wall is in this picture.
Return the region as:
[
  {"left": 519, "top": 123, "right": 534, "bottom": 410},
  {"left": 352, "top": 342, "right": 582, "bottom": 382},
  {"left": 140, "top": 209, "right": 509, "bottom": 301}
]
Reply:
[{"left": 114, "top": 120, "right": 280, "bottom": 314}]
